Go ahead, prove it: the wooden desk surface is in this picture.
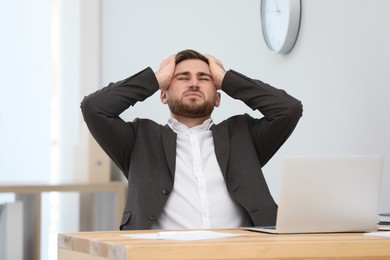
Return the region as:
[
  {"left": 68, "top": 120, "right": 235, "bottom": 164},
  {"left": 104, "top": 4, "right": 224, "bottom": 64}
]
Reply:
[
  {"left": 0, "top": 181, "right": 126, "bottom": 193},
  {"left": 58, "top": 229, "right": 390, "bottom": 260}
]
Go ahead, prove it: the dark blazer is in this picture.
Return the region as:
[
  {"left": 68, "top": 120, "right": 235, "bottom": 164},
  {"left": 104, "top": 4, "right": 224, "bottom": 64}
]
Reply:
[{"left": 81, "top": 68, "right": 303, "bottom": 230}]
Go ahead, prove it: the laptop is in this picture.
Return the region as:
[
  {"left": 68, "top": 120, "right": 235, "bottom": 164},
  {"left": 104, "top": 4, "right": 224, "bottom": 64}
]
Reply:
[{"left": 245, "top": 155, "right": 383, "bottom": 234}]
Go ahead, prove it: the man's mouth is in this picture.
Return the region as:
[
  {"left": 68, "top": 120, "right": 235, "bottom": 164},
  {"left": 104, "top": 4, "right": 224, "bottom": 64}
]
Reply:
[{"left": 184, "top": 91, "right": 203, "bottom": 98}]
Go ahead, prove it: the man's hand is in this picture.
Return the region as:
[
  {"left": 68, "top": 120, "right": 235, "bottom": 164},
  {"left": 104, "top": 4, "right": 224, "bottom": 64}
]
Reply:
[
  {"left": 155, "top": 55, "right": 176, "bottom": 91},
  {"left": 204, "top": 54, "right": 226, "bottom": 89}
]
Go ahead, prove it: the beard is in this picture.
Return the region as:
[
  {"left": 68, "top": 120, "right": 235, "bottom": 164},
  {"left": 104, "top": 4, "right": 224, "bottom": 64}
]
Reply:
[{"left": 167, "top": 96, "right": 215, "bottom": 118}]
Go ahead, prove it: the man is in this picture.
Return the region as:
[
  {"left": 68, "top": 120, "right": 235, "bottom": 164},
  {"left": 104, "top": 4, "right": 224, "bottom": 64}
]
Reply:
[{"left": 81, "top": 49, "right": 303, "bottom": 230}]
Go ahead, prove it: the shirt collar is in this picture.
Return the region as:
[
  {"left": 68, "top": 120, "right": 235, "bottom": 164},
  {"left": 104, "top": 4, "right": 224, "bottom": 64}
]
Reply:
[{"left": 168, "top": 118, "right": 214, "bottom": 134}]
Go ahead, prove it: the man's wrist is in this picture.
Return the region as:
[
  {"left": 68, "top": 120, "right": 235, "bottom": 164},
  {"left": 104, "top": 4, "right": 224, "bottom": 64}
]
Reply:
[
  {"left": 154, "top": 71, "right": 171, "bottom": 90},
  {"left": 215, "top": 70, "right": 227, "bottom": 89}
]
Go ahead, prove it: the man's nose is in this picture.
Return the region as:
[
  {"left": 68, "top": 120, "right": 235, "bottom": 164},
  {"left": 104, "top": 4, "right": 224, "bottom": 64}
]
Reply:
[{"left": 189, "top": 78, "right": 199, "bottom": 88}]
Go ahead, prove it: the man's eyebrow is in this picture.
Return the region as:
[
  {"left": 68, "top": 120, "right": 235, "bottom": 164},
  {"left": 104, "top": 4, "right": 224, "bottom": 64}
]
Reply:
[
  {"left": 173, "top": 71, "right": 212, "bottom": 78},
  {"left": 174, "top": 71, "right": 190, "bottom": 77},
  {"left": 197, "top": 72, "right": 212, "bottom": 78}
]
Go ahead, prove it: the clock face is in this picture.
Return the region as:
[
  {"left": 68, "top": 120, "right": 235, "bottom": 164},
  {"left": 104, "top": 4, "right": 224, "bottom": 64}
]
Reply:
[{"left": 261, "top": 0, "right": 301, "bottom": 54}]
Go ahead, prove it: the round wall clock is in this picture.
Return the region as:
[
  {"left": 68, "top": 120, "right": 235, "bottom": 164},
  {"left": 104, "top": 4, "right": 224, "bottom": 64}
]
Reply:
[{"left": 260, "top": 0, "right": 301, "bottom": 54}]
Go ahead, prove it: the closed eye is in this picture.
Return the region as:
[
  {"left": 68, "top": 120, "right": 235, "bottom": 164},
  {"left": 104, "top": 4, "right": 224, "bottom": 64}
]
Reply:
[
  {"left": 174, "top": 72, "right": 190, "bottom": 81},
  {"left": 198, "top": 72, "right": 212, "bottom": 81},
  {"left": 176, "top": 76, "right": 189, "bottom": 80}
]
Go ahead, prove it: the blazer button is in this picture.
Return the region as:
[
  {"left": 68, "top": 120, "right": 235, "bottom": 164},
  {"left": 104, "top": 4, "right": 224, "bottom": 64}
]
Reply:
[
  {"left": 161, "top": 188, "right": 170, "bottom": 195},
  {"left": 148, "top": 215, "right": 156, "bottom": 221}
]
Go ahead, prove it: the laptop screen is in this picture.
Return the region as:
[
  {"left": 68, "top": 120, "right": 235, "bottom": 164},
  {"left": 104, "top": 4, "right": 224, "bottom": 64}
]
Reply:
[{"left": 274, "top": 155, "right": 383, "bottom": 233}]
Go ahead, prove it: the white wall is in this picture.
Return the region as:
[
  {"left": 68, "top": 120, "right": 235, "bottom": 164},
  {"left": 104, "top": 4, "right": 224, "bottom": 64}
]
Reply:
[
  {"left": 101, "top": 0, "right": 390, "bottom": 212},
  {"left": 0, "top": 1, "right": 53, "bottom": 259},
  {"left": 1, "top": 1, "right": 102, "bottom": 259},
  {"left": 0, "top": 0, "right": 51, "bottom": 183}
]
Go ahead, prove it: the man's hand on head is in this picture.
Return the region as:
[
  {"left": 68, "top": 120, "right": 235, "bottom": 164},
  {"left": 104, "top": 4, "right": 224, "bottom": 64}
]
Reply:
[
  {"left": 155, "top": 55, "right": 176, "bottom": 91},
  {"left": 204, "top": 54, "right": 226, "bottom": 90}
]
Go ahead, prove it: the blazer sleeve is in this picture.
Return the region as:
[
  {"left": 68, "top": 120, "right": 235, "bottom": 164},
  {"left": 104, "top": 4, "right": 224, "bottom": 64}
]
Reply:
[
  {"left": 80, "top": 67, "right": 160, "bottom": 175},
  {"left": 221, "top": 70, "right": 303, "bottom": 167}
]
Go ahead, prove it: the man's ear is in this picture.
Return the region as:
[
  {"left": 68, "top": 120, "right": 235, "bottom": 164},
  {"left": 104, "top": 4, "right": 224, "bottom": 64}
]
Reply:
[
  {"left": 160, "top": 90, "right": 168, "bottom": 104},
  {"left": 214, "top": 92, "right": 221, "bottom": 107}
]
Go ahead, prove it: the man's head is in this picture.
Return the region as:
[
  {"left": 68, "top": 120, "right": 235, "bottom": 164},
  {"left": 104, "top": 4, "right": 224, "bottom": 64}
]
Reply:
[
  {"left": 175, "top": 49, "right": 209, "bottom": 66},
  {"left": 160, "top": 49, "right": 221, "bottom": 120}
]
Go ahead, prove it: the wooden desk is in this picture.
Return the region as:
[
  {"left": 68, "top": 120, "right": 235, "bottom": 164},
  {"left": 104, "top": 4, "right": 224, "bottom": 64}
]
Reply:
[
  {"left": 58, "top": 229, "right": 390, "bottom": 260},
  {"left": 0, "top": 182, "right": 126, "bottom": 260}
]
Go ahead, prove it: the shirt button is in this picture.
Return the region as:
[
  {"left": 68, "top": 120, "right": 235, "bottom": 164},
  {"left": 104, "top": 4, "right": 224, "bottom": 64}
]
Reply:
[{"left": 161, "top": 189, "right": 170, "bottom": 195}]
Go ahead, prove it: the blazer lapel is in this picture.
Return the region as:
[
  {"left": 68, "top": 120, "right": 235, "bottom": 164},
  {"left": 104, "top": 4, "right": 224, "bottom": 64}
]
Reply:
[
  {"left": 211, "top": 123, "right": 229, "bottom": 179},
  {"left": 162, "top": 125, "right": 177, "bottom": 177}
]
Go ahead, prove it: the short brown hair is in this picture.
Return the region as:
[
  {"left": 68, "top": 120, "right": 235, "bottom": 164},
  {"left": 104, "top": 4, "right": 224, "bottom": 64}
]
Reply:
[{"left": 175, "top": 49, "right": 209, "bottom": 65}]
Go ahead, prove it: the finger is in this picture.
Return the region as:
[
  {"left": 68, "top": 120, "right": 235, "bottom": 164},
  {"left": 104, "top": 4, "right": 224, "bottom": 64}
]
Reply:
[
  {"left": 159, "top": 55, "right": 175, "bottom": 69},
  {"left": 204, "top": 54, "right": 224, "bottom": 69}
]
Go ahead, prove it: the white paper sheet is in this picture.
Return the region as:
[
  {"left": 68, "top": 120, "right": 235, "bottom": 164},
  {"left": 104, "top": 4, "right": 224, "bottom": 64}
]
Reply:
[
  {"left": 122, "top": 230, "right": 245, "bottom": 241},
  {"left": 364, "top": 231, "right": 390, "bottom": 238}
]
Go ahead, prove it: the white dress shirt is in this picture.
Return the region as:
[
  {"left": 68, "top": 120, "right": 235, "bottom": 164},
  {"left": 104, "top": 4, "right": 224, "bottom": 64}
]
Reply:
[{"left": 151, "top": 118, "right": 252, "bottom": 230}]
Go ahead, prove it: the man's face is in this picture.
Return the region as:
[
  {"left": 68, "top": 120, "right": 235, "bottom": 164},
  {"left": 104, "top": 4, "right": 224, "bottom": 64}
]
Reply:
[{"left": 161, "top": 59, "right": 221, "bottom": 118}]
